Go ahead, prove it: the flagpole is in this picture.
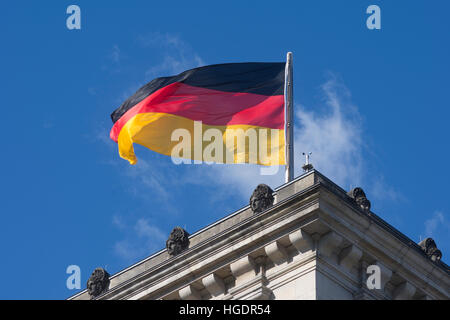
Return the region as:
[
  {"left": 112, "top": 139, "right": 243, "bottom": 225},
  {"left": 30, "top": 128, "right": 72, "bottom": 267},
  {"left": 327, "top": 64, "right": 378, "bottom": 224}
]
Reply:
[{"left": 284, "top": 52, "right": 294, "bottom": 183}]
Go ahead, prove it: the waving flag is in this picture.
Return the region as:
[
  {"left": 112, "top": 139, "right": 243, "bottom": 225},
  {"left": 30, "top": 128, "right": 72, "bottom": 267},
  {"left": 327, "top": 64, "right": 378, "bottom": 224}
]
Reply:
[{"left": 110, "top": 62, "right": 286, "bottom": 165}]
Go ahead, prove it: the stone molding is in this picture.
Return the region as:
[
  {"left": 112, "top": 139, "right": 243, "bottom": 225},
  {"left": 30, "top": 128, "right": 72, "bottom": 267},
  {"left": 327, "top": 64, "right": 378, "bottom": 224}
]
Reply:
[
  {"left": 288, "top": 229, "right": 314, "bottom": 253},
  {"left": 179, "top": 284, "right": 201, "bottom": 300},
  {"left": 318, "top": 231, "right": 344, "bottom": 258},
  {"left": 265, "top": 241, "right": 288, "bottom": 266},
  {"left": 339, "top": 245, "right": 363, "bottom": 270},
  {"left": 393, "top": 282, "right": 416, "bottom": 300},
  {"left": 202, "top": 273, "right": 226, "bottom": 297}
]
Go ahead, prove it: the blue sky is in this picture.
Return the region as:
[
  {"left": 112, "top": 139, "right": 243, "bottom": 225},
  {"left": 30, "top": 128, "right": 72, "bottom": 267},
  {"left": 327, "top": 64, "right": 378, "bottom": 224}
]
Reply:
[{"left": 0, "top": 1, "right": 449, "bottom": 299}]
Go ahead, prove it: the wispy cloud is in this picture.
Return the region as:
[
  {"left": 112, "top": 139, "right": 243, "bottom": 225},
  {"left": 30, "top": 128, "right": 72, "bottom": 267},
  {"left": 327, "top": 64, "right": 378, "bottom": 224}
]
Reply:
[
  {"left": 100, "top": 156, "right": 182, "bottom": 214},
  {"left": 295, "top": 74, "right": 364, "bottom": 189},
  {"left": 91, "top": 121, "right": 115, "bottom": 147},
  {"left": 424, "top": 211, "right": 448, "bottom": 238},
  {"left": 109, "top": 44, "right": 121, "bottom": 64},
  {"left": 101, "top": 44, "right": 123, "bottom": 74},
  {"left": 369, "top": 175, "right": 405, "bottom": 203},
  {"left": 183, "top": 163, "right": 284, "bottom": 203},
  {"left": 137, "top": 32, "right": 205, "bottom": 79},
  {"left": 112, "top": 215, "right": 167, "bottom": 262},
  {"left": 123, "top": 158, "right": 173, "bottom": 204}
]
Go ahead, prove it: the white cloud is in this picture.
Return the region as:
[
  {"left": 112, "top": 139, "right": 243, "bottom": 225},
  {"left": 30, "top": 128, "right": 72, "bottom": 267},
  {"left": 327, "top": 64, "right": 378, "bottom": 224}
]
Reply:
[
  {"left": 135, "top": 218, "right": 166, "bottom": 240},
  {"left": 424, "top": 211, "right": 447, "bottom": 237},
  {"left": 294, "top": 75, "right": 364, "bottom": 189},
  {"left": 92, "top": 121, "right": 115, "bottom": 147},
  {"left": 186, "top": 163, "right": 284, "bottom": 198},
  {"left": 109, "top": 44, "right": 121, "bottom": 63},
  {"left": 369, "top": 175, "right": 405, "bottom": 203},
  {"left": 145, "top": 54, "right": 203, "bottom": 79},
  {"left": 112, "top": 214, "right": 126, "bottom": 230},
  {"left": 101, "top": 44, "right": 123, "bottom": 74},
  {"left": 137, "top": 32, "right": 205, "bottom": 79},
  {"left": 121, "top": 158, "right": 184, "bottom": 214},
  {"left": 112, "top": 216, "right": 167, "bottom": 262},
  {"left": 113, "top": 240, "right": 138, "bottom": 262}
]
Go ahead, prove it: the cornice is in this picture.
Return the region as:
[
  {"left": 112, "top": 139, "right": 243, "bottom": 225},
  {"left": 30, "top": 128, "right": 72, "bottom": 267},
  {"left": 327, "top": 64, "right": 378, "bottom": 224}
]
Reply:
[{"left": 69, "top": 170, "right": 448, "bottom": 300}]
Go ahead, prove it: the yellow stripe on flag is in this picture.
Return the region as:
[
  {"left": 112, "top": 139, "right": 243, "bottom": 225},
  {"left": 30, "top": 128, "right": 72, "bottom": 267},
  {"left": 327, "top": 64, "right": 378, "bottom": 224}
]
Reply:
[{"left": 117, "top": 112, "right": 285, "bottom": 165}]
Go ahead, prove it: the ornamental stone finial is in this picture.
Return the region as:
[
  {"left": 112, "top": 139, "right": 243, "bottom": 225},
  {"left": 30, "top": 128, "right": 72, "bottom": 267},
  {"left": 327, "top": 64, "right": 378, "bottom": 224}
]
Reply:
[
  {"left": 166, "top": 227, "right": 190, "bottom": 256},
  {"left": 87, "top": 267, "right": 110, "bottom": 299},
  {"left": 418, "top": 238, "right": 442, "bottom": 262},
  {"left": 250, "top": 184, "right": 274, "bottom": 214},
  {"left": 347, "top": 187, "right": 371, "bottom": 213}
]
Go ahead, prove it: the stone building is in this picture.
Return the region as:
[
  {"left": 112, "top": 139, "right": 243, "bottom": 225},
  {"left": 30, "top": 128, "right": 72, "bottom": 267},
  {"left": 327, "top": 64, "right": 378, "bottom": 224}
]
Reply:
[{"left": 69, "top": 170, "right": 449, "bottom": 300}]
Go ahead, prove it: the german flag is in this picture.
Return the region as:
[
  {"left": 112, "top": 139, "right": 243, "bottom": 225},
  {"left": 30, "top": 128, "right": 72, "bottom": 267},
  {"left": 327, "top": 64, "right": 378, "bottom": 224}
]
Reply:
[{"left": 110, "top": 62, "right": 286, "bottom": 165}]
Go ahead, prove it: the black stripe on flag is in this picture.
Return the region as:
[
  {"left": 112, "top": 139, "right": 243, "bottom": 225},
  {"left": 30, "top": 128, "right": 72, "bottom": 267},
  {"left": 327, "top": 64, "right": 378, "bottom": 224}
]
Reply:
[{"left": 111, "top": 62, "right": 286, "bottom": 123}]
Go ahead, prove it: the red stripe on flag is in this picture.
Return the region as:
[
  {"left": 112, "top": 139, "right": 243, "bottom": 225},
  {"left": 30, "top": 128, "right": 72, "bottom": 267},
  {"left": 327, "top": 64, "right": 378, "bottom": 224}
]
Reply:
[{"left": 110, "top": 82, "right": 284, "bottom": 142}]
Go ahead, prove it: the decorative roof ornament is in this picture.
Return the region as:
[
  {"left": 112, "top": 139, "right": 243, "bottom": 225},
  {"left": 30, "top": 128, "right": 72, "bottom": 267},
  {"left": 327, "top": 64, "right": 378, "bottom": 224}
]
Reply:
[
  {"left": 347, "top": 187, "right": 371, "bottom": 213},
  {"left": 250, "top": 184, "right": 274, "bottom": 214},
  {"left": 166, "top": 227, "right": 190, "bottom": 256},
  {"left": 418, "top": 238, "right": 442, "bottom": 262},
  {"left": 87, "top": 267, "right": 110, "bottom": 299},
  {"left": 302, "top": 152, "right": 314, "bottom": 172}
]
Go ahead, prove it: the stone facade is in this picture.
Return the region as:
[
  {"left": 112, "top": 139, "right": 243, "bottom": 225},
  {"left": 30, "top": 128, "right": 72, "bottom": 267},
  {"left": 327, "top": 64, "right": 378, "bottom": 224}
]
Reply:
[{"left": 69, "top": 170, "right": 449, "bottom": 300}]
